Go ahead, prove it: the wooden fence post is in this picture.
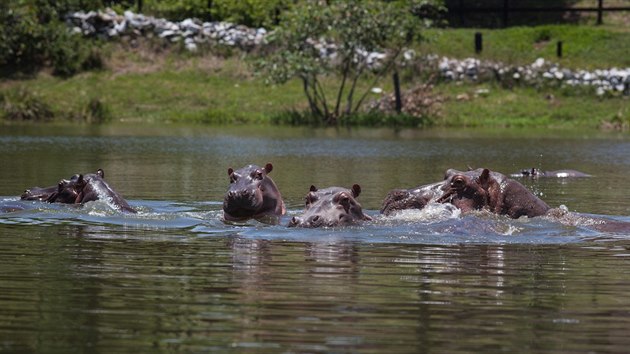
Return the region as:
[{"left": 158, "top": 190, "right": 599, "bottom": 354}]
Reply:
[
  {"left": 137, "top": 0, "right": 143, "bottom": 13},
  {"left": 597, "top": 0, "right": 603, "bottom": 25},
  {"left": 393, "top": 71, "right": 402, "bottom": 114},
  {"left": 475, "top": 32, "right": 483, "bottom": 54},
  {"left": 557, "top": 41, "right": 563, "bottom": 58}
]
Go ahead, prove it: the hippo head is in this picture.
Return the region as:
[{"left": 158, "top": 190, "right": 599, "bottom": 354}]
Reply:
[
  {"left": 45, "top": 169, "right": 105, "bottom": 204},
  {"left": 520, "top": 168, "right": 540, "bottom": 177},
  {"left": 223, "top": 163, "right": 281, "bottom": 221},
  {"left": 46, "top": 174, "right": 87, "bottom": 204},
  {"left": 21, "top": 185, "right": 58, "bottom": 201},
  {"left": 437, "top": 169, "right": 494, "bottom": 213},
  {"left": 288, "top": 184, "right": 372, "bottom": 228}
]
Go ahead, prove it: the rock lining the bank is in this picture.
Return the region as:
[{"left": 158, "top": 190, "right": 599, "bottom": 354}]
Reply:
[
  {"left": 65, "top": 8, "right": 267, "bottom": 51},
  {"left": 434, "top": 56, "right": 630, "bottom": 96},
  {"left": 66, "top": 9, "right": 629, "bottom": 96}
]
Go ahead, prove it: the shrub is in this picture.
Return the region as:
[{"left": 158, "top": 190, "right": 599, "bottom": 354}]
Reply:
[
  {"left": 0, "top": 1, "right": 105, "bottom": 77},
  {"left": 1, "top": 87, "right": 55, "bottom": 122},
  {"left": 73, "top": 98, "right": 112, "bottom": 123}
]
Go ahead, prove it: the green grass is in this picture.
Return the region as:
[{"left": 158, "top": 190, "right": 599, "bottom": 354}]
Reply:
[
  {"left": 1, "top": 24, "right": 629, "bottom": 129},
  {"left": 419, "top": 25, "right": 630, "bottom": 69},
  {"left": 433, "top": 83, "right": 628, "bottom": 128}
]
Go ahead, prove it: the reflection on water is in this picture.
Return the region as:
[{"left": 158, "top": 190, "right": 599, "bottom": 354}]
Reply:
[{"left": 1, "top": 124, "right": 630, "bottom": 352}]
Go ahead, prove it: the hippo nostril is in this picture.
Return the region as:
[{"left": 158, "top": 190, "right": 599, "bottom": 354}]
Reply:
[{"left": 289, "top": 216, "right": 301, "bottom": 227}]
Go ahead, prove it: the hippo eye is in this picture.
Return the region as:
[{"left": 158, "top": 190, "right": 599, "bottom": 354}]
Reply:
[
  {"left": 451, "top": 176, "right": 466, "bottom": 189},
  {"left": 305, "top": 193, "right": 318, "bottom": 207},
  {"left": 254, "top": 170, "right": 264, "bottom": 180}
]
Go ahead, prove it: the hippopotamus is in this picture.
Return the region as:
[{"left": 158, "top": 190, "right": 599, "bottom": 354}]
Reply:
[
  {"left": 21, "top": 185, "right": 59, "bottom": 201},
  {"left": 45, "top": 169, "right": 136, "bottom": 213},
  {"left": 288, "top": 184, "right": 372, "bottom": 228},
  {"left": 512, "top": 168, "right": 591, "bottom": 178},
  {"left": 223, "top": 163, "right": 285, "bottom": 223},
  {"left": 379, "top": 169, "right": 496, "bottom": 216},
  {"left": 381, "top": 168, "right": 550, "bottom": 219},
  {"left": 439, "top": 168, "right": 550, "bottom": 218}
]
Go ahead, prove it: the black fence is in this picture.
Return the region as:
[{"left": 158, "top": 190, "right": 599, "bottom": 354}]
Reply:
[{"left": 446, "top": 0, "right": 630, "bottom": 28}]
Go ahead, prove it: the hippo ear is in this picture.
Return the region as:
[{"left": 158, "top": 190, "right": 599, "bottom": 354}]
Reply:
[
  {"left": 264, "top": 163, "right": 273, "bottom": 174},
  {"left": 227, "top": 168, "right": 233, "bottom": 176},
  {"left": 97, "top": 169, "right": 104, "bottom": 178},
  {"left": 351, "top": 184, "right": 361, "bottom": 198},
  {"left": 478, "top": 169, "right": 491, "bottom": 185},
  {"left": 309, "top": 185, "right": 317, "bottom": 192},
  {"left": 77, "top": 174, "right": 84, "bottom": 184}
]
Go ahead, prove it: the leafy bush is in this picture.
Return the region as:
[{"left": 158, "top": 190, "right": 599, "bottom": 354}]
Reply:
[
  {"left": 0, "top": 0, "right": 105, "bottom": 77},
  {"left": 256, "top": 0, "right": 424, "bottom": 124},
  {"left": 73, "top": 98, "right": 112, "bottom": 123},
  {"left": 1, "top": 87, "right": 55, "bottom": 122},
  {"left": 142, "top": 0, "right": 291, "bottom": 27}
]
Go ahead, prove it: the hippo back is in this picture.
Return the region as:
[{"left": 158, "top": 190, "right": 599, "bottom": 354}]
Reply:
[{"left": 79, "top": 172, "right": 136, "bottom": 213}]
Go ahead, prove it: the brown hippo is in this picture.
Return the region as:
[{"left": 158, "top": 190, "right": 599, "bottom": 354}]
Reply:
[
  {"left": 439, "top": 168, "right": 550, "bottom": 218},
  {"left": 512, "top": 168, "right": 591, "bottom": 178},
  {"left": 223, "top": 163, "right": 285, "bottom": 223},
  {"left": 288, "top": 184, "right": 372, "bottom": 228},
  {"left": 46, "top": 169, "right": 136, "bottom": 213},
  {"left": 380, "top": 169, "right": 498, "bottom": 216},
  {"left": 382, "top": 168, "right": 550, "bottom": 219}
]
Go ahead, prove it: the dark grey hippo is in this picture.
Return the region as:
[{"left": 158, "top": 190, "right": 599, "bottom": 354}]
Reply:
[
  {"left": 46, "top": 169, "right": 136, "bottom": 213},
  {"left": 21, "top": 185, "right": 59, "bottom": 201},
  {"left": 223, "top": 163, "right": 285, "bottom": 223},
  {"left": 382, "top": 168, "right": 550, "bottom": 219},
  {"left": 512, "top": 168, "right": 591, "bottom": 178},
  {"left": 288, "top": 184, "right": 372, "bottom": 228}
]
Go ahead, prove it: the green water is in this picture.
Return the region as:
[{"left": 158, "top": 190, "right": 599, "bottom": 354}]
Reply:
[{"left": 1, "top": 124, "right": 629, "bottom": 352}]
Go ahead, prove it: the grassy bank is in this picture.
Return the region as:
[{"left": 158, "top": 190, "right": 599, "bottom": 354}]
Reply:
[
  {"left": 419, "top": 25, "right": 630, "bottom": 70},
  {"left": 1, "top": 24, "right": 629, "bottom": 129}
]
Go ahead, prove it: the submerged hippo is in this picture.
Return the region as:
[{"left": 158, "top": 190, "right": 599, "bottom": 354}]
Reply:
[
  {"left": 382, "top": 168, "right": 550, "bottom": 219},
  {"left": 21, "top": 185, "right": 59, "bottom": 201},
  {"left": 288, "top": 184, "right": 372, "bottom": 228},
  {"left": 223, "top": 163, "right": 285, "bottom": 223},
  {"left": 439, "top": 168, "right": 550, "bottom": 218},
  {"left": 512, "top": 168, "right": 591, "bottom": 178},
  {"left": 380, "top": 169, "right": 497, "bottom": 216},
  {"left": 46, "top": 169, "right": 136, "bottom": 213}
]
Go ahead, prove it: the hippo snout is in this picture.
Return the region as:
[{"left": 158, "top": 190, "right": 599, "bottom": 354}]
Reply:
[
  {"left": 288, "top": 215, "right": 324, "bottom": 228},
  {"left": 288, "top": 216, "right": 302, "bottom": 227}
]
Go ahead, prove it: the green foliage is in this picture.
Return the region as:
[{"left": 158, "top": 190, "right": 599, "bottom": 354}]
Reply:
[
  {"left": 256, "top": 0, "right": 425, "bottom": 124},
  {"left": 73, "top": 98, "right": 112, "bottom": 123},
  {"left": 209, "top": 0, "right": 290, "bottom": 27},
  {"left": 0, "top": 0, "right": 105, "bottom": 77},
  {"left": 141, "top": 0, "right": 291, "bottom": 27},
  {"left": 1, "top": 87, "right": 55, "bottom": 122}
]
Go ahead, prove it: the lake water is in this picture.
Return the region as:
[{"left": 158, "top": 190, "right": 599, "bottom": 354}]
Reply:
[{"left": 1, "top": 124, "right": 629, "bottom": 352}]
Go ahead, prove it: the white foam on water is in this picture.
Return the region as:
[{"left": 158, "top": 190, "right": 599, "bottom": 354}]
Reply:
[{"left": 386, "top": 203, "right": 461, "bottom": 223}]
